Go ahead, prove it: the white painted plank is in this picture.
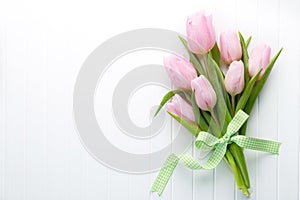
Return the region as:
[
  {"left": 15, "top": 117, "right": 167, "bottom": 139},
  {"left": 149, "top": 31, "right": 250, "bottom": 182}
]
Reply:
[
  {"left": 278, "top": 0, "right": 300, "bottom": 199},
  {"left": 0, "top": 25, "right": 7, "bottom": 200},
  {"left": 86, "top": 157, "right": 108, "bottom": 200},
  {"left": 22, "top": 28, "right": 48, "bottom": 200},
  {"left": 4, "top": 23, "right": 28, "bottom": 200}
]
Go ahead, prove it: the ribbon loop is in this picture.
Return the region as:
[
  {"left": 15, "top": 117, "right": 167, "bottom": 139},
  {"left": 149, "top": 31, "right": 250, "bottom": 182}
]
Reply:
[
  {"left": 195, "top": 131, "right": 219, "bottom": 150},
  {"left": 151, "top": 110, "right": 281, "bottom": 196},
  {"left": 225, "top": 110, "right": 249, "bottom": 137}
]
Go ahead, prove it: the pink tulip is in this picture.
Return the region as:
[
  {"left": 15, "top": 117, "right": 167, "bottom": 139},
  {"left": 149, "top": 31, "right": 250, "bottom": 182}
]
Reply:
[
  {"left": 186, "top": 12, "right": 216, "bottom": 55},
  {"left": 191, "top": 75, "right": 217, "bottom": 111},
  {"left": 220, "top": 30, "right": 242, "bottom": 65},
  {"left": 164, "top": 55, "right": 197, "bottom": 90},
  {"left": 166, "top": 94, "right": 195, "bottom": 122},
  {"left": 225, "top": 61, "right": 245, "bottom": 96},
  {"left": 248, "top": 44, "right": 271, "bottom": 79}
]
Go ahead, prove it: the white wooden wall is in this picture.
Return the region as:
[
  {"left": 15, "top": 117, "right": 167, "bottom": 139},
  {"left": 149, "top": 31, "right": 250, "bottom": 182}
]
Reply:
[{"left": 0, "top": 0, "right": 300, "bottom": 199}]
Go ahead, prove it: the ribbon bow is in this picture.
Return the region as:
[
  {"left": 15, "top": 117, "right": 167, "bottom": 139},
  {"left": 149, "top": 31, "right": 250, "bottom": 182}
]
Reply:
[{"left": 151, "top": 110, "right": 281, "bottom": 196}]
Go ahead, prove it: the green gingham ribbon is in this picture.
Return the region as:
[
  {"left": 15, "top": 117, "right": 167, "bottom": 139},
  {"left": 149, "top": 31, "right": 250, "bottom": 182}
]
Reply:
[{"left": 151, "top": 110, "right": 281, "bottom": 196}]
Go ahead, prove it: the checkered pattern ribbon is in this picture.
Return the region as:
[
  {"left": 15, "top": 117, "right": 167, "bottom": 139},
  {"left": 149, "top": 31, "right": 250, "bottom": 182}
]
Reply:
[{"left": 151, "top": 110, "right": 281, "bottom": 196}]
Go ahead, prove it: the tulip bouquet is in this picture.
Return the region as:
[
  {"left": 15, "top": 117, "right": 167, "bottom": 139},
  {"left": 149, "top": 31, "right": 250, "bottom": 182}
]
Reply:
[{"left": 152, "top": 12, "right": 282, "bottom": 196}]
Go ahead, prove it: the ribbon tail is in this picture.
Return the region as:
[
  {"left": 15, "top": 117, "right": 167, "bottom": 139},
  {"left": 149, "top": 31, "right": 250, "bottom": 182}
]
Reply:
[
  {"left": 151, "top": 154, "right": 180, "bottom": 196},
  {"left": 203, "top": 143, "right": 227, "bottom": 169},
  {"left": 232, "top": 135, "right": 281, "bottom": 154},
  {"left": 151, "top": 143, "right": 228, "bottom": 195}
]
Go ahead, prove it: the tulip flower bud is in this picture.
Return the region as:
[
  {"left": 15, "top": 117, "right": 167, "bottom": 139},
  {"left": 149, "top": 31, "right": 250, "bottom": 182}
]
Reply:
[
  {"left": 248, "top": 44, "right": 271, "bottom": 79},
  {"left": 225, "top": 61, "right": 245, "bottom": 96},
  {"left": 166, "top": 94, "right": 195, "bottom": 122},
  {"left": 191, "top": 75, "right": 217, "bottom": 111},
  {"left": 164, "top": 55, "right": 197, "bottom": 90},
  {"left": 186, "top": 12, "right": 216, "bottom": 55},
  {"left": 220, "top": 30, "right": 242, "bottom": 65}
]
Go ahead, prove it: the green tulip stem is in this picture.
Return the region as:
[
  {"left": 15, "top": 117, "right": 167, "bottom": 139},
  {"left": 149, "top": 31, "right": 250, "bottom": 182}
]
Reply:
[
  {"left": 211, "top": 108, "right": 250, "bottom": 195},
  {"left": 210, "top": 109, "right": 221, "bottom": 130},
  {"left": 231, "top": 95, "right": 236, "bottom": 114},
  {"left": 202, "top": 54, "right": 211, "bottom": 79},
  {"left": 225, "top": 150, "right": 243, "bottom": 189}
]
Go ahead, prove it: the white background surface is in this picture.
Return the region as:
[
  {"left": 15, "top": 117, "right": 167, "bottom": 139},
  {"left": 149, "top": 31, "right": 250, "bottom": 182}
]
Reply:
[{"left": 0, "top": 0, "right": 300, "bottom": 199}]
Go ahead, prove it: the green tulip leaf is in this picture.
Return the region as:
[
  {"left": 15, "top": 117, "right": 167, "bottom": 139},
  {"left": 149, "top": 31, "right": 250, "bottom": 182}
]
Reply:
[
  {"left": 245, "top": 36, "right": 252, "bottom": 48},
  {"left": 208, "top": 53, "right": 230, "bottom": 111},
  {"left": 167, "top": 111, "right": 200, "bottom": 136},
  {"left": 235, "top": 68, "right": 262, "bottom": 113},
  {"left": 239, "top": 32, "right": 250, "bottom": 86},
  {"left": 154, "top": 90, "right": 183, "bottom": 117},
  {"left": 211, "top": 43, "right": 221, "bottom": 66},
  {"left": 190, "top": 90, "right": 200, "bottom": 124},
  {"left": 206, "top": 54, "right": 233, "bottom": 134},
  {"left": 178, "top": 36, "right": 206, "bottom": 76}
]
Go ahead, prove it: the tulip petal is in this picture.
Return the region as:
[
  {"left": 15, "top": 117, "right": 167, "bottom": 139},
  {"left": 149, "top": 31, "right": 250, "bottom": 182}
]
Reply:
[
  {"left": 186, "top": 12, "right": 216, "bottom": 54},
  {"left": 166, "top": 94, "right": 196, "bottom": 122},
  {"left": 225, "top": 61, "right": 245, "bottom": 96},
  {"left": 154, "top": 90, "right": 183, "bottom": 117},
  {"left": 191, "top": 75, "right": 217, "bottom": 111},
  {"left": 164, "top": 55, "right": 197, "bottom": 89},
  {"left": 220, "top": 30, "right": 242, "bottom": 65}
]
